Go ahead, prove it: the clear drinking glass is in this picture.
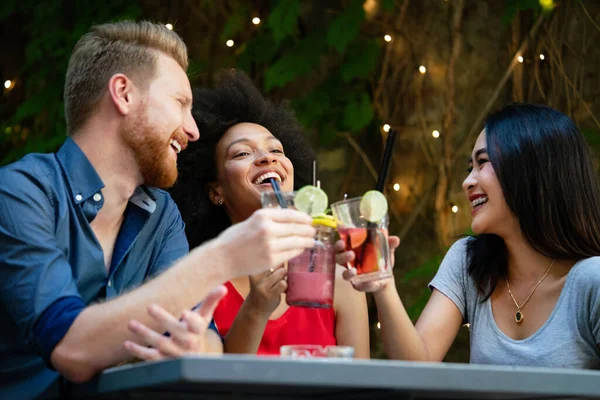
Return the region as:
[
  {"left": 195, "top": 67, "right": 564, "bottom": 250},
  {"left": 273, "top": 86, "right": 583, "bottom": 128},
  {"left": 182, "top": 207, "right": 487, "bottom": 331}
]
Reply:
[
  {"left": 331, "top": 197, "right": 392, "bottom": 284},
  {"left": 280, "top": 344, "right": 324, "bottom": 358},
  {"left": 280, "top": 345, "right": 354, "bottom": 359},
  {"left": 261, "top": 191, "right": 336, "bottom": 308}
]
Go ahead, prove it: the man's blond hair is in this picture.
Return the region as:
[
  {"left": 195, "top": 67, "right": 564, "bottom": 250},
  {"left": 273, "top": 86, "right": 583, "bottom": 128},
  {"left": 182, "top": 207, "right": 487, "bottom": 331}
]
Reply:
[{"left": 64, "top": 20, "right": 188, "bottom": 134}]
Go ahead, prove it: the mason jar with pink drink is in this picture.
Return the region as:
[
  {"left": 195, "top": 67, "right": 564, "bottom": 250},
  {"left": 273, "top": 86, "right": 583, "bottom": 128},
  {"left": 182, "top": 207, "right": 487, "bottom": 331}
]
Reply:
[{"left": 261, "top": 187, "right": 336, "bottom": 308}]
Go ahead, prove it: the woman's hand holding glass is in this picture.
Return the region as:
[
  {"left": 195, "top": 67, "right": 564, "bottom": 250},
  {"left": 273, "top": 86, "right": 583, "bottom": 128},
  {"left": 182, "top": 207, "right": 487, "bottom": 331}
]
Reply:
[
  {"left": 246, "top": 265, "right": 288, "bottom": 316},
  {"left": 337, "top": 236, "right": 401, "bottom": 292},
  {"left": 124, "top": 285, "right": 227, "bottom": 360}
]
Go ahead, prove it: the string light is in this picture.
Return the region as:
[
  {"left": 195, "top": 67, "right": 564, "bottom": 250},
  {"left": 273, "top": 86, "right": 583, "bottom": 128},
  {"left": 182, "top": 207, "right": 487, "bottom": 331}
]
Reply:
[
  {"left": 363, "top": 0, "right": 378, "bottom": 15},
  {"left": 384, "top": 34, "right": 392, "bottom": 42},
  {"left": 432, "top": 130, "right": 440, "bottom": 138},
  {"left": 383, "top": 124, "right": 390, "bottom": 132},
  {"left": 539, "top": 54, "right": 545, "bottom": 60},
  {"left": 4, "top": 80, "right": 12, "bottom": 89},
  {"left": 393, "top": 183, "right": 400, "bottom": 191},
  {"left": 517, "top": 55, "right": 524, "bottom": 63},
  {"left": 376, "top": 322, "right": 381, "bottom": 329},
  {"left": 419, "top": 65, "right": 427, "bottom": 74},
  {"left": 252, "top": 17, "right": 261, "bottom": 25},
  {"left": 452, "top": 205, "right": 458, "bottom": 213},
  {"left": 165, "top": 24, "right": 173, "bottom": 30},
  {"left": 540, "top": 0, "right": 555, "bottom": 11},
  {"left": 226, "top": 40, "right": 235, "bottom": 47}
]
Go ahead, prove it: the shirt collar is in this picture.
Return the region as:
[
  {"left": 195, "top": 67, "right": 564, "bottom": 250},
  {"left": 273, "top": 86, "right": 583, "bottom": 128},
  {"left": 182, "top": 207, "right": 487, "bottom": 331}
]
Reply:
[
  {"left": 130, "top": 187, "right": 157, "bottom": 214},
  {"left": 56, "top": 137, "right": 104, "bottom": 205},
  {"left": 56, "top": 137, "right": 157, "bottom": 213}
]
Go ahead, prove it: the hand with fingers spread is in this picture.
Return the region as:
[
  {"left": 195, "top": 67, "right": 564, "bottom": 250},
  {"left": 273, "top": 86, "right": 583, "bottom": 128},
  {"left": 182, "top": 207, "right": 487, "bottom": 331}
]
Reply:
[
  {"left": 246, "top": 265, "right": 288, "bottom": 316},
  {"left": 215, "top": 208, "right": 316, "bottom": 278},
  {"left": 124, "top": 285, "right": 227, "bottom": 361},
  {"left": 337, "top": 235, "right": 401, "bottom": 293}
]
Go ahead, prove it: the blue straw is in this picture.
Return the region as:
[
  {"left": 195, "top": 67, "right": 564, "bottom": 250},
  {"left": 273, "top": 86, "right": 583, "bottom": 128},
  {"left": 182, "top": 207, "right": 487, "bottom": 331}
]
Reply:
[
  {"left": 269, "top": 178, "right": 287, "bottom": 208},
  {"left": 270, "top": 178, "right": 318, "bottom": 273}
]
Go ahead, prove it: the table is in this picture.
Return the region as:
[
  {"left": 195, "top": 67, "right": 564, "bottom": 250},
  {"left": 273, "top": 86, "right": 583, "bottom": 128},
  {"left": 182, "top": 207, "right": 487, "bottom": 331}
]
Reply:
[{"left": 66, "top": 355, "right": 600, "bottom": 399}]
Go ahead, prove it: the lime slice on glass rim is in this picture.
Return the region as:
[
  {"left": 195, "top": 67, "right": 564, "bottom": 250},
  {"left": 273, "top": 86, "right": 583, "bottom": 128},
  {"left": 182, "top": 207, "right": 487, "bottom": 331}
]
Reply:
[
  {"left": 294, "top": 185, "right": 328, "bottom": 217},
  {"left": 360, "top": 190, "right": 388, "bottom": 222}
]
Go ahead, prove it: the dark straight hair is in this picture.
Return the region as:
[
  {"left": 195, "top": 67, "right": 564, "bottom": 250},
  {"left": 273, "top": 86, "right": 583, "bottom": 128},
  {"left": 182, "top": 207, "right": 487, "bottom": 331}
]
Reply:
[{"left": 467, "top": 103, "right": 600, "bottom": 299}]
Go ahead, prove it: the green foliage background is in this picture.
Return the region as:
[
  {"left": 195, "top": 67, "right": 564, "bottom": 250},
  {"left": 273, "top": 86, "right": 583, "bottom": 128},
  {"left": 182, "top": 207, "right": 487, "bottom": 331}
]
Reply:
[{"left": 2, "top": 0, "right": 598, "bottom": 360}]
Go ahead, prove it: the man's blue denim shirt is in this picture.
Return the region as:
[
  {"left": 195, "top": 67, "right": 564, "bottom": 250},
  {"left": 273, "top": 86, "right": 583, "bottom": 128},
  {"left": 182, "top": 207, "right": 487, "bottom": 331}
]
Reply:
[{"left": 0, "top": 138, "right": 204, "bottom": 398}]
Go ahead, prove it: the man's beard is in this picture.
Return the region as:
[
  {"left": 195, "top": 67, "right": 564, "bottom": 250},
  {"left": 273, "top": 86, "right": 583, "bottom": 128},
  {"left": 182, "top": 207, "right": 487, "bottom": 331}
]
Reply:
[{"left": 122, "top": 112, "right": 180, "bottom": 189}]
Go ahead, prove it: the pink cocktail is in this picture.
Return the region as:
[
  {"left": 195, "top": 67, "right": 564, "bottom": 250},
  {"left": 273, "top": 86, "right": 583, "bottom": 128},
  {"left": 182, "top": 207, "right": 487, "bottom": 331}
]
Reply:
[
  {"left": 286, "top": 271, "right": 334, "bottom": 307},
  {"left": 261, "top": 191, "right": 337, "bottom": 308},
  {"left": 285, "top": 225, "right": 336, "bottom": 308}
]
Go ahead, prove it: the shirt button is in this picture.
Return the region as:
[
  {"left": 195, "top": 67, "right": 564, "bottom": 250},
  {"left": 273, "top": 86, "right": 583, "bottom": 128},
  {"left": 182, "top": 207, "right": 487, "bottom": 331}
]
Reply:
[
  {"left": 107, "top": 280, "right": 112, "bottom": 287},
  {"left": 75, "top": 194, "right": 83, "bottom": 202},
  {"left": 93, "top": 193, "right": 102, "bottom": 202}
]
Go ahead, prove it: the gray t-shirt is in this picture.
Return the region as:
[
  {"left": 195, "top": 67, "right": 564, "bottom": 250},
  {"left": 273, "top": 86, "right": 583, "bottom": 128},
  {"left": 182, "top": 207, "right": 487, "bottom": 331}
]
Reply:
[{"left": 429, "top": 238, "right": 600, "bottom": 369}]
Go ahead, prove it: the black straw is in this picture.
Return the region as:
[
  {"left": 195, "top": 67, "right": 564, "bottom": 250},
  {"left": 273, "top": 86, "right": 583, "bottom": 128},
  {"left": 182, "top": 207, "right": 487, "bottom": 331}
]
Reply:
[
  {"left": 356, "top": 129, "right": 397, "bottom": 272},
  {"left": 376, "top": 129, "right": 397, "bottom": 192}
]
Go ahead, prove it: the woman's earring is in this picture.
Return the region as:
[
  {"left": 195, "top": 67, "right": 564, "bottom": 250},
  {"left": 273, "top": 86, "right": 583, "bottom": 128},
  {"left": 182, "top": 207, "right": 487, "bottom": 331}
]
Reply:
[{"left": 217, "top": 198, "right": 224, "bottom": 206}]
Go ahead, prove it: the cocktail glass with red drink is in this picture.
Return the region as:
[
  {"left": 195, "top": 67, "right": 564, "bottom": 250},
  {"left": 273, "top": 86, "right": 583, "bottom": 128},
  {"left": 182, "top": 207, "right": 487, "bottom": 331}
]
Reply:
[{"left": 331, "top": 195, "right": 392, "bottom": 284}]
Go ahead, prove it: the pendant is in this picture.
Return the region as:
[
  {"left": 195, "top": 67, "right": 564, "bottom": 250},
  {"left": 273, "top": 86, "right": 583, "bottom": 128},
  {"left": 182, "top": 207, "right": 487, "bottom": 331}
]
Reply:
[{"left": 515, "top": 311, "right": 523, "bottom": 324}]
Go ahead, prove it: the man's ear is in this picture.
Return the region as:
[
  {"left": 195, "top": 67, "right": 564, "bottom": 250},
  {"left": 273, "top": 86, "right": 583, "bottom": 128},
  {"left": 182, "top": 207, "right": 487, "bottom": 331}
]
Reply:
[{"left": 107, "top": 73, "right": 137, "bottom": 116}]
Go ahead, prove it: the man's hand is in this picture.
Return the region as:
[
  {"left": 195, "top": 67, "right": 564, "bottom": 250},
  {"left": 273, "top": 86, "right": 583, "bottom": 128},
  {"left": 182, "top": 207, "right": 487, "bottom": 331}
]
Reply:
[
  {"left": 337, "top": 235, "right": 401, "bottom": 293},
  {"left": 246, "top": 265, "right": 287, "bottom": 316},
  {"left": 123, "top": 285, "right": 227, "bottom": 360},
  {"left": 215, "top": 208, "right": 315, "bottom": 278}
]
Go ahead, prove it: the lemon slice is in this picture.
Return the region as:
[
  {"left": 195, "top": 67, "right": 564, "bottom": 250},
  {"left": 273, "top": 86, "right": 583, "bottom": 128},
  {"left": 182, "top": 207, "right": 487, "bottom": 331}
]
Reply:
[
  {"left": 312, "top": 214, "right": 337, "bottom": 229},
  {"left": 294, "top": 185, "right": 328, "bottom": 217},
  {"left": 359, "top": 190, "right": 388, "bottom": 222}
]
